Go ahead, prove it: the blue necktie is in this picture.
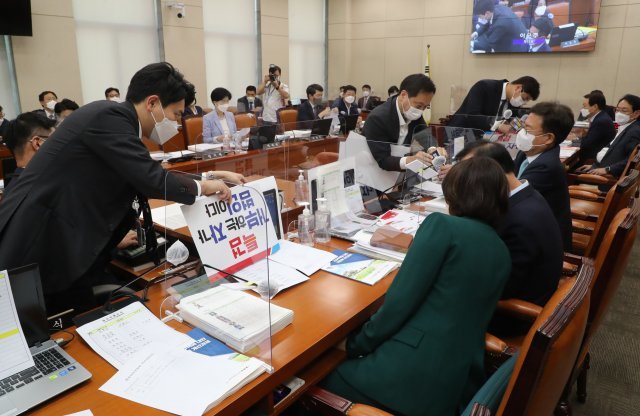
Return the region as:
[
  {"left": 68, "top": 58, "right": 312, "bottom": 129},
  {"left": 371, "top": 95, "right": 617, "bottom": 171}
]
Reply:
[{"left": 517, "top": 159, "right": 529, "bottom": 179}]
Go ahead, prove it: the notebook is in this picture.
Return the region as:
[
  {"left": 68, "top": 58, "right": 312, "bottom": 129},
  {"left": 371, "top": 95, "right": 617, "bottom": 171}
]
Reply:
[{"left": 0, "top": 264, "right": 91, "bottom": 415}]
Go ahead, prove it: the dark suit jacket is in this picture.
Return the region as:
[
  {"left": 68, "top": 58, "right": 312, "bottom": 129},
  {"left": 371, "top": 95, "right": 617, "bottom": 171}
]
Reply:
[
  {"left": 336, "top": 99, "right": 359, "bottom": 117},
  {"left": 236, "top": 96, "right": 263, "bottom": 113},
  {"left": 593, "top": 120, "right": 640, "bottom": 177},
  {"left": 0, "top": 118, "right": 8, "bottom": 138},
  {"left": 497, "top": 184, "right": 563, "bottom": 305},
  {"left": 0, "top": 101, "right": 198, "bottom": 296},
  {"left": 580, "top": 111, "right": 616, "bottom": 162},
  {"left": 363, "top": 96, "right": 426, "bottom": 171},
  {"left": 331, "top": 214, "right": 510, "bottom": 416},
  {"left": 515, "top": 146, "right": 572, "bottom": 251},
  {"left": 449, "top": 79, "right": 514, "bottom": 132},
  {"left": 475, "top": 5, "right": 529, "bottom": 52},
  {"left": 358, "top": 96, "right": 375, "bottom": 111},
  {"left": 182, "top": 105, "right": 203, "bottom": 117},
  {"left": 32, "top": 108, "right": 57, "bottom": 121},
  {"left": 296, "top": 100, "right": 317, "bottom": 123}
]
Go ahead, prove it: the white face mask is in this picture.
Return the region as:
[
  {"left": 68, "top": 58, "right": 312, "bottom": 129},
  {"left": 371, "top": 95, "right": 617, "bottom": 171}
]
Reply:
[
  {"left": 247, "top": 96, "right": 255, "bottom": 103},
  {"left": 109, "top": 96, "right": 121, "bottom": 102},
  {"left": 615, "top": 112, "right": 631, "bottom": 125},
  {"left": 402, "top": 96, "right": 424, "bottom": 121},
  {"left": 344, "top": 95, "right": 355, "bottom": 104},
  {"left": 516, "top": 128, "right": 547, "bottom": 152},
  {"left": 477, "top": 17, "right": 489, "bottom": 25},
  {"left": 217, "top": 103, "right": 229, "bottom": 112},
  {"left": 46, "top": 100, "right": 57, "bottom": 111},
  {"left": 580, "top": 108, "right": 590, "bottom": 118},
  {"left": 362, "top": 90, "right": 370, "bottom": 97},
  {"left": 535, "top": 6, "right": 546, "bottom": 16},
  {"left": 510, "top": 92, "right": 525, "bottom": 108},
  {"left": 149, "top": 103, "right": 179, "bottom": 145}
]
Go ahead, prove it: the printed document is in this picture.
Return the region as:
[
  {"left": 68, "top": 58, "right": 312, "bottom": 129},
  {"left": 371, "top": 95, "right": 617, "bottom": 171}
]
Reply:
[
  {"left": 151, "top": 203, "right": 187, "bottom": 230},
  {"left": 268, "top": 240, "right": 337, "bottom": 276}
]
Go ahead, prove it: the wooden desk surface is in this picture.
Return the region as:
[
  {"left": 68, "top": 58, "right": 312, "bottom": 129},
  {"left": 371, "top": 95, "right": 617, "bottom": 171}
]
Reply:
[{"left": 33, "top": 235, "right": 394, "bottom": 416}]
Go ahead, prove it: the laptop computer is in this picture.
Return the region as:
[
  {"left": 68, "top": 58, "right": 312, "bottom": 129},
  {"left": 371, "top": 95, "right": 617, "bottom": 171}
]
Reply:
[
  {"left": 248, "top": 124, "right": 278, "bottom": 150},
  {"left": 549, "top": 23, "right": 577, "bottom": 47},
  {"left": 310, "top": 118, "right": 333, "bottom": 138},
  {"left": 340, "top": 114, "right": 359, "bottom": 135},
  {"left": 0, "top": 264, "right": 91, "bottom": 415}
]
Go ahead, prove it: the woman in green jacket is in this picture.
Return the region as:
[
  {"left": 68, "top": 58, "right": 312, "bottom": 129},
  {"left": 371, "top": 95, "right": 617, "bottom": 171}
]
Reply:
[{"left": 321, "top": 157, "right": 512, "bottom": 416}]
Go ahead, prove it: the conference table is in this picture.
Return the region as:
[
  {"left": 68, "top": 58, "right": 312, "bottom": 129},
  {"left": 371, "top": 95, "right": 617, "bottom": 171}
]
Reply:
[{"left": 34, "top": 202, "right": 398, "bottom": 415}]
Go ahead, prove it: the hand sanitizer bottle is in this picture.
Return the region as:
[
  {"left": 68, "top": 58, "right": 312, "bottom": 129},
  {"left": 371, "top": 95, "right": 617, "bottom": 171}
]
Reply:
[
  {"left": 295, "top": 170, "right": 309, "bottom": 205},
  {"left": 314, "top": 197, "right": 331, "bottom": 243},
  {"left": 298, "top": 202, "right": 315, "bottom": 246}
]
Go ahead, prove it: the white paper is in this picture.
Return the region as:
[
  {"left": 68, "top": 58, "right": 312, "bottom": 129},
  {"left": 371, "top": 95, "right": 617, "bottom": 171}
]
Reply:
[
  {"left": 390, "top": 144, "right": 409, "bottom": 157},
  {"left": 233, "top": 259, "right": 309, "bottom": 298},
  {"left": 100, "top": 342, "right": 265, "bottom": 416},
  {"left": 420, "top": 197, "right": 450, "bottom": 214},
  {"left": 268, "top": 240, "right": 337, "bottom": 276},
  {"left": 405, "top": 160, "right": 438, "bottom": 180},
  {"left": 344, "top": 185, "right": 366, "bottom": 214},
  {"left": 187, "top": 143, "right": 223, "bottom": 152},
  {"left": 453, "top": 136, "right": 465, "bottom": 157},
  {"left": 412, "top": 180, "right": 443, "bottom": 197},
  {"left": 560, "top": 146, "right": 579, "bottom": 159},
  {"left": 313, "top": 162, "right": 349, "bottom": 215},
  {"left": 151, "top": 202, "right": 187, "bottom": 230},
  {"left": 340, "top": 132, "right": 400, "bottom": 192},
  {"left": 0, "top": 270, "right": 35, "bottom": 381},
  {"left": 64, "top": 411, "right": 94, "bottom": 416},
  {"left": 376, "top": 209, "right": 424, "bottom": 235},
  {"left": 76, "top": 302, "right": 192, "bottom": 370}
]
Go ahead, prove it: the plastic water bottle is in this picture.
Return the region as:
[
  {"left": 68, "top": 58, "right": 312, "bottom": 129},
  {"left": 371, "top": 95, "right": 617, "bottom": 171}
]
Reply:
[
  {"left": 295, "top": 170, "right": 309, "bottom": 205},
  {"left": 298, "top": 202, "right": 315, "bottom": 246},
  {"left": 222, "top": 134, "right": 231, "bottom": 152},
  {"left": 314, "top": 197, "right": 331, "bottom": 243}
]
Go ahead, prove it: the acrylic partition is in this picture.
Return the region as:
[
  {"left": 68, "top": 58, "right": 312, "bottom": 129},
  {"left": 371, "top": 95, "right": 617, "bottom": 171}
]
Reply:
[{"left": 153, "top": 170, "right": 277, "bottom": 372}]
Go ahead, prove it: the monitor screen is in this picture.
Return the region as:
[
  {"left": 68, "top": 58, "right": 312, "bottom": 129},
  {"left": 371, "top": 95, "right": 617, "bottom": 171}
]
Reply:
[
  {"left": 0, "top": 0, "right": 32, "bottom": 36},
  {"left": 7, "top": 265, "right": 50, "bottom": 347},
  {"left": 470, "top": 0, "right": 600, "bottom": 54}
]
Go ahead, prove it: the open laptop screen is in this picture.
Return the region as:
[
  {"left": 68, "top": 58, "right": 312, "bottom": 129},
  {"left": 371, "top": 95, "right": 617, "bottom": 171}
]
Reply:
[{"left": 7, "top": 264, "right": 50, "bottom": 347}]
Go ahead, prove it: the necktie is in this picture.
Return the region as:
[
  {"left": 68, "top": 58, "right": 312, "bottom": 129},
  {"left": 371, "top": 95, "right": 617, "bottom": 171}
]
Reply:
[
  {"left": 249, "top": 101, "right": 253, "bottom": 111},
  {"left": 517, "top": 159, "right": 529, "bottom": 179}
]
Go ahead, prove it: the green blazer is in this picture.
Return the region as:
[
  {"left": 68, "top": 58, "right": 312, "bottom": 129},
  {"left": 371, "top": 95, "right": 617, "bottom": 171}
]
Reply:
[{"left": 336, "top": 213, "right": 511, "bottom": 416}]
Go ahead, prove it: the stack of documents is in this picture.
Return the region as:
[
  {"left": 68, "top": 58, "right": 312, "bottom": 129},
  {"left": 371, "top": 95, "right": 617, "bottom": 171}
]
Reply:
[
  {"left": 349, "top": 230, "right": 406, "bottom": 262},
  {"left": 177, "top": 286, "right": 294, "bottom": 353},
  {"left": 322, "top": 249, "right": 398, "bottom": 285},
  {"left": 419, "top": 197, "right": 449, "bottom": 214}
]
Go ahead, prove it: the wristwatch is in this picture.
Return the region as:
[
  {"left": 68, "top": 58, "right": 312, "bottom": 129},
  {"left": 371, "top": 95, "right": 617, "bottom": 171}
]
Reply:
[{"left": 605, "top": 166, "right": 611, "bottom": 174}]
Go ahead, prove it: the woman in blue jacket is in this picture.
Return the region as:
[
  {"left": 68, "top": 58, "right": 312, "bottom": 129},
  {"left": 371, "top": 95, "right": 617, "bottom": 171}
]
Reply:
[{"left": 203, "top": 87, "right": 237, "bottom": 143}]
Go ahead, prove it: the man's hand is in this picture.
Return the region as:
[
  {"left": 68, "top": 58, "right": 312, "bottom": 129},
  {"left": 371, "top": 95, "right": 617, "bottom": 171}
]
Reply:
[
  {"left": 406, "top": 151, "right": 434, "bottom": 166},
  {"left": 438, "top": 164, "right": 452, "bottom": 180},
  {"left": 497, "top": 123, "right": 512, "bottom": 134},
  {"left": 575, "top": 165, "right": 593, "bottom": 173},
  {"left": 210, "top": 171, "right": 247, "bottom": 185},
  {"left": 201, "top": 179, "right": 232, "bottom": 201},
  {"left": 117, "top": 230, "right": 139, "bottom": 250},
  {"left": 263, "top": 74, "right": 270, "bottom": 84},
  {"left": 588, "top": 168, "right": 608, "bottom": 176}
]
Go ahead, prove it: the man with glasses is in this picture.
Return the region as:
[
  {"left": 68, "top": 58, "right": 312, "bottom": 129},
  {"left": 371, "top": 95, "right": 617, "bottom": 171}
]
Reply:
[
  {"left": 2, "top": 112, "right": 55, "bottom": 192},
  {"left": 576, "top": 94, "right": 640, "bottom": 177},
  {"left": 365, "top": 73, "right": 436, "bottom": 172},
  {"left": 514, "top": 101, "right": 573, "bottom": 250}
]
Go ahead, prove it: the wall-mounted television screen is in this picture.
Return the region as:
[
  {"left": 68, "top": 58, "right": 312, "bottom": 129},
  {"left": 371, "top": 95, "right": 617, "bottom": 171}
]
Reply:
[
  {"left": 470, "top": 0, "right": 601, "bottom": 53},
  {"left": 0, "top": 0, "right": 33, "bottom": 37}
]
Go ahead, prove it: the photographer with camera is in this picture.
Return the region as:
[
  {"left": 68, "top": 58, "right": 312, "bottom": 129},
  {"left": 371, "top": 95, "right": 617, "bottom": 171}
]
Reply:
[{"left": 257, "top": 64, "right": 290, "bottom": 124}]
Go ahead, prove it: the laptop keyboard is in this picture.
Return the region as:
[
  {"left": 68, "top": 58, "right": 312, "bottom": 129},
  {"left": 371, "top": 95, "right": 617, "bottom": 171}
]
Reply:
[{"left": 0, "top": 348, "right": 70, "bottom": 395}]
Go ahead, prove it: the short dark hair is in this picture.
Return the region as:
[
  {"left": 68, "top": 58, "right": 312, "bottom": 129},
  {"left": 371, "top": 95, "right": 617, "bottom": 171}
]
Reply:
[
  {"left": 306, "top": 84, "right": 323, "bottom": 98},
  {"left": 362, "top": 84, "right": 371, "bottom": 90},
  {"left": 0, "top": 105, "right": 3, "bottom": 112},
  {"left": 210, "top": 87, "right": 232, "bottom": 103},
  {"left": 532, "top": 17, "right": 554, "bottom": 37},
  {"left": 511, "top": 76, "right": 540, "bottom": 100},
  {"left": 399, "top": 74, "right": 436, "bottom": 98},
  {"left": 54, "top": 99, "right": 79, "bottom": 115},
  {"left": 474, "top": 0, "right": 495, "bottom": 15},
  {"left": 268, "top": 64, "right": 281, "bottom": 74},
  {"left": 442, "top": 157, "right": 509, "bottom": 227},
  {"left": 456, "top": 141, "right": 515, "bottom": 174},
  {"left": 388, "top": 85, "right": 399, "bottom": 95},
  {"left": 619, "top": 94, "right": 640, "bottom": 112},
  {"left": 587, "top": 92, "right": 607, "bottom": 110},
  {"left": 343, "top": 85, "right": 357, "bottom": 94},
  {"left": 530, "top": 101, "right": 574, "bottom": 146},
  {"left": 246, "top": 85, "right": 257, "bottom": 93},
  {"left": 4, "top": 112, "right": 55, "bottom": 156},
  {"left": 38, "top": 91, "right": 57, "bottom": 102},
  {"left": 104, "top": 87, "right": 120, "bottom": 98},
  {"left": 125, "top": 62, "right": 195, "bottom": 107}
]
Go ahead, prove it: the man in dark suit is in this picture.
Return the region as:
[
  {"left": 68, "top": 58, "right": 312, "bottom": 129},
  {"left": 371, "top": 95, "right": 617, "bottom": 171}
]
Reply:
[
  {"left": 0, "top": 62, "right": 243, "bottom": 315},
  {"left": 297, "top": 84, "right": 330, "bottom": 127},
  {"left": 577, "top": 91, "right": 616, "bottom": 163},
  {"left": 335, "top": 85, "right": 360, "bottom": 117},
  {"left": 577, "top": 94, "right": 640, "bottom": 178},
  {"left": 472, "top": 0, "right": 529, "bottom": 53},
  {"left": 364, "top": 74, "right": 436, "bottom": 172},
  {"left": 236, "top": 85, "right": 263, "bottom": 113},
  {"left": 528, "top": 16, "right": 554, "bottom": 52},
  {"left": 449, "top": 76, "right": 540, "bottom": 133},
  {"left": 514, "top": 102, "right": 573, "bottom": 251},
  {"left": 32, "top": 90, "right": 58, "bottom": 121},
  {"left": 458, "top": 141, "right": 563, "bottom": 308},
  {"left": 357, "top": 84, "right": 376, "bottom": 111},
  {"left": 1, "top": 112, "right": 55, "bottom": 192},
  {"left": 577, "top": 89, "right": 615, "bottom": 121},
  {"left": 0, "top": 105, "right": 8, "bottom": 139}
]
